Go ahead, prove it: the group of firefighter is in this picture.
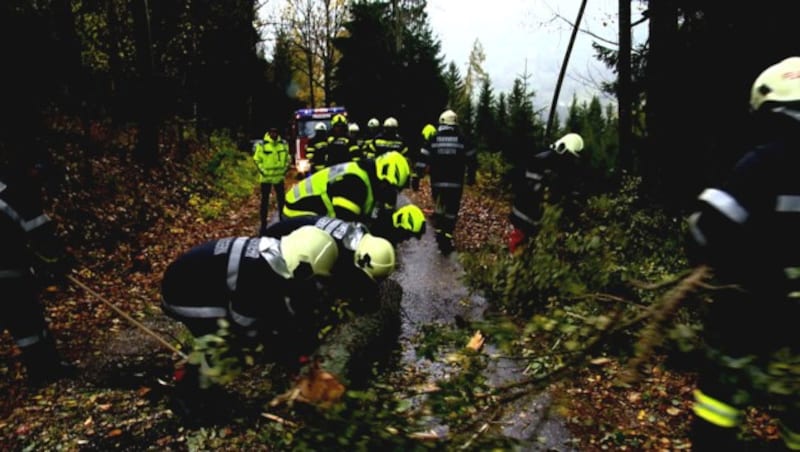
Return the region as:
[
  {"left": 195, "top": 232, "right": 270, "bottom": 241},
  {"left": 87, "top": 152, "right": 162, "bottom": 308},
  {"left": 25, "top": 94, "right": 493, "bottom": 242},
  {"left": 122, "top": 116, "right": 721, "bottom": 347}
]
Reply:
[{"left": 5, "top": 57, "right": 800, "bottom": 448}]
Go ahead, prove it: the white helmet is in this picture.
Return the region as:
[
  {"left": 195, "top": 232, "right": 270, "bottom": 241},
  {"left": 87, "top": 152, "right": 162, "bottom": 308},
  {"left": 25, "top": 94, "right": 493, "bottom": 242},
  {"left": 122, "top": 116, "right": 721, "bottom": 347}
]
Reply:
[
  {"left": 439, "top": 109, "right": 458, "bottom": 126},
  {"left": 354, "top": 234, "right": 396, "bottom": 280},
  {"left": 552, "top": 133, "right": 584, "bottom": 156},
  {"left": 383, "top": 117, "right": 399, "bottom": 128},
  {"left": 367, "top": 118, "right": 380, "bottom": 128},
  {"left": 348, "top": 123, "right": 360, "bottom": 134},
  {"left": 750, "top": 57, "right": 800, "bottom": 118},
  {"left": 281, "top": 226, "right": 338, "bottom": 277},
  {"left": 315, "top": 122, "right": 327, "bottom": 131}
]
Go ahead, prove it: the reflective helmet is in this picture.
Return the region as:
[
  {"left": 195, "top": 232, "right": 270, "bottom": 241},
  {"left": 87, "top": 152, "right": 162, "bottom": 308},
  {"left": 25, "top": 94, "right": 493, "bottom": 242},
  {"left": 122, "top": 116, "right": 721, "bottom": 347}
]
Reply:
[
  {"left": 552, "top": 133, "right": 584, "bottom": 156},
  {"left": 367, "top": 117, "right": 380, "bottom": 128},
  {"left": 331, "top": 114, "right": 348, "bottom": 126},
  {"left": 354, "top": 234, "right": 396, "bottom": 280},
  {"left": 348, "top": 123, "right": 360, "bottom": 134},
  {"left": 393, "top": 204, "right": 426, "bottom": 236},
  {"left": 421, "top": 124, "right": 437, "bottom": 140},
  {"left": 281, "top": 226, "right": 338, "bottom": 277},
  {"left": 750, "top": 57, "right": 800, "bottom": 118},
  {"left": 375, "top": 151, "right": 410, "bottom": 189},
  {"left": 315, "top": 122, "right": 327, "bottom": 131},
  {"left": 439, "top": 109, "right": 458, "bottom": 126},
  {"left": 383, "top": 117, "right": 399, "bottom": 128}
]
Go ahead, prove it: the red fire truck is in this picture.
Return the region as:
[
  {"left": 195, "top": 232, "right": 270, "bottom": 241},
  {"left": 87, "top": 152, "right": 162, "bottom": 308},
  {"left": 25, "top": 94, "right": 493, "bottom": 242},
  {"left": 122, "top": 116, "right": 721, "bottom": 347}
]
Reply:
[{"left": 289, "top": 106, "right": 347, "bottom": 177}]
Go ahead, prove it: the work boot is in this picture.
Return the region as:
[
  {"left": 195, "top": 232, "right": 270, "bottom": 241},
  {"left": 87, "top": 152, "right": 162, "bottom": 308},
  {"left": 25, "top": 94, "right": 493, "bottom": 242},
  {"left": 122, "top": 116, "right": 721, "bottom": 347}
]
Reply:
[
  {"left": 688, "top": 418, "right": 743, "bottom": 451},
  {"left": 436, "top": 231, "right": 454, "bottom": 256}
]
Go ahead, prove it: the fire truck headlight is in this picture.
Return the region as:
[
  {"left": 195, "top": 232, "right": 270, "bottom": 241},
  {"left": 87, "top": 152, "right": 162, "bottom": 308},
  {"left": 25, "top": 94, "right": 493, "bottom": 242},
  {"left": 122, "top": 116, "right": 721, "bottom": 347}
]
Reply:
[{"left": 297, "top": 158, "right": 311, "bottom": 174}]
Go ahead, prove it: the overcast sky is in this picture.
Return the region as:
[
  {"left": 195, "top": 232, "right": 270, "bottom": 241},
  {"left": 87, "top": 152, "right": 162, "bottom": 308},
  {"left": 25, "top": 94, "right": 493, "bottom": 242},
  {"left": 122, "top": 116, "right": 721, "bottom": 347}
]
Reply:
[{"left": 426, "top": 0, "right": 648, "bottom": 112}]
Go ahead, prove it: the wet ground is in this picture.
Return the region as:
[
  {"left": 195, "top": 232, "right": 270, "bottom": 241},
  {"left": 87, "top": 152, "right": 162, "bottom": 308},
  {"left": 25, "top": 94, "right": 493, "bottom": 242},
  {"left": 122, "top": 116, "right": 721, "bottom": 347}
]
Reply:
[{"left": 391, "top": 202, "right": 576, "bottom": 451}]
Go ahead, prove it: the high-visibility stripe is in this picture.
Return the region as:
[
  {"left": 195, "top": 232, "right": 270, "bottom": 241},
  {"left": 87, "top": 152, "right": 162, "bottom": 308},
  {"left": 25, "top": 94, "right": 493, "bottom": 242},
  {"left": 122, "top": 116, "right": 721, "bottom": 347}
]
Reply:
[
  {"left": 282, "top": 205, "right": 319, "bottom": 218},
  {"left": 776, "top": 195, "right": 800, "bottom": 212},
  {"left": 0, "top": 269, "right": 26, "bottom": 278},
  {"left": 419, "top": 148, "right": 430, "bottom": 156},
  {"left": 0, "top": 181, "right": 6, "bottom": 193},
  {"left": 259, "top": 237, "right": 291, "bottom": 278},
  {"left": 15, "top": 332, "right": 43, "bottom": 348},
  {"left": 525, "top": 171, "right": 543, "bottom": 181},
  {"left": 163, "top": 303, "right": 227, "bottom": 319},
  {"left": 284, "top": 296, "right": 296, "bottom": 316},
  {"left": 21, "top": 214, "right": 50, "bottom": 232},
  {"left": 512, "top": 206, "right": 539, "bottom": 227},
  {"left": 332, "top": 196, "right": 362, "bottom": 215},
  {"left": 780, "top": 421, "right": 800, "bottom": 450},
  {"left": 698, "top": 188, "right": 749, "bottom": 224},
  {"left": 688, "top": 212, "right": 708, "bottom": 246},
  {"left": 432, "top": 182, "right": 462, "bottom": 188},
  {"left": 229, "top": 302, "right": 258, "bottom": 327},
  {"left": 692, "top": 390, "right": 742, "bottom": 428},
  {"left": 0, "top": 199, "right": 50, "bottom": 232},
  {"left": 226, "top": 238, "right": 247, "bottom": 292}
]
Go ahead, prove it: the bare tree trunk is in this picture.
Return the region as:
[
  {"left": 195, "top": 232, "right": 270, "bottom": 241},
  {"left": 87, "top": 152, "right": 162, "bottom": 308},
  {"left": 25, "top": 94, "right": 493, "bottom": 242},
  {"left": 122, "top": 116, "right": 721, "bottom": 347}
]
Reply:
[
  {"left": 646, "top": 0, "right": 678, "bottom": 199},
  {"left": 311, "top": 279, "right": 402, "bottom": 387},
  {"left": 618, "top": 0, "right": 632, "bottom": 170},
  {"left": 545, "top": 0, "right": 588, "bottom": 143},
  {"left": 132, "top": 0, "right": 159, "bottom": 167}
]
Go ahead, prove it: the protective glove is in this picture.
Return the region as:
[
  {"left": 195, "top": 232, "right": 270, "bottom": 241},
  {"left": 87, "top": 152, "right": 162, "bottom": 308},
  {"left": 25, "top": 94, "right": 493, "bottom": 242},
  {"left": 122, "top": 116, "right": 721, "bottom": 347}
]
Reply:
[{"left": 507, "top": 227, "right": 526, "bottom": 254}]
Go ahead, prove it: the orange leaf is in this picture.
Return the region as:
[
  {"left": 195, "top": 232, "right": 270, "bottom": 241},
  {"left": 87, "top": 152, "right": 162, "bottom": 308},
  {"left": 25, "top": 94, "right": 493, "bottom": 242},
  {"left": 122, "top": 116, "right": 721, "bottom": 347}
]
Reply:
[
  {"left": 466, "top": 330, "right": 485, "bottom": 351},
  {"left": 107, "top": 428, "right": 123, "bottom": 437}
]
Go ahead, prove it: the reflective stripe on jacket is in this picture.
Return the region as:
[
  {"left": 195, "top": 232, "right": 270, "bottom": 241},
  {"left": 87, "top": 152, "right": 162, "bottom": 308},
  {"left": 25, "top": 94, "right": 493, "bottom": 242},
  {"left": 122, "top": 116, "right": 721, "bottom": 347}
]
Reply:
[
  {"left": 283, "top": 162, "right": 374, "bottom": 220},
  {"left": 253, "top": 135, "right": 290, "bottom": 184}
]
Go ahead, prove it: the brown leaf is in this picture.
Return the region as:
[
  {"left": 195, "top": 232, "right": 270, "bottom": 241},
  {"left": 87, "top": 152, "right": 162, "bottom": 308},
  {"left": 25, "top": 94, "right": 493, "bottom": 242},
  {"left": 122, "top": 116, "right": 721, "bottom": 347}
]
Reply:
[{"left": 107, "top": 428, "right": 123, "bottom": 437}]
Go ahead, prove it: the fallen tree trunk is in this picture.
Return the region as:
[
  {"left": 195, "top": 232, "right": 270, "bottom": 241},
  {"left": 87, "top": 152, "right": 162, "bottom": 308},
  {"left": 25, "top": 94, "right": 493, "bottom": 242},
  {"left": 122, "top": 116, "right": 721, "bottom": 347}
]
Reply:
[{"left": 311, "top": 278, "right": 402, "bottom": 388}]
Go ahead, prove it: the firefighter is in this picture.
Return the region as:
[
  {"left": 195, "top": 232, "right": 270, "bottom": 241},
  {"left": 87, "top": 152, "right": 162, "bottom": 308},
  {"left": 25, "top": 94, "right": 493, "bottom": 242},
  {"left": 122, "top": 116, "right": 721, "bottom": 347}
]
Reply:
[
  {"left": 253, "top": 127, "right": 290, "bottom": 235},
  {"left": 686, "top": 56, "right": 800, "bottom": 451},
  {"left": 363, "top": 117, "right": 381, "bottom": 159},
  {"left": 263, "top": 216, "right": 396, "bottom": 306},
  {"left": 326, "top": 114, "right": 360, "bottom": 166},
  {"left": 416, "top": 110, "right": 476, "bottom": 255},
  {"left": 369, "top": 117, "right": 409, "bottom": 159},
  {"left": 348, "top": 123, "right": 362, "bottom": 147},
  {"left": 507, "top": 132, "right": 584, "bottom": 254},
  {"left": 1, "top": 156, "right": 74, "bottom": 384},
  {"left": 161, "top": 226, "right": 339, "bottom": 371},
  {"left": 413, "top": 123, "right": 438, "bottom": 191},
  {"left": 281, "top": 151, "right": 421, "bottom": 240},
  {"left": 307, "top": 122, "right": 329, "bottom": 174}
]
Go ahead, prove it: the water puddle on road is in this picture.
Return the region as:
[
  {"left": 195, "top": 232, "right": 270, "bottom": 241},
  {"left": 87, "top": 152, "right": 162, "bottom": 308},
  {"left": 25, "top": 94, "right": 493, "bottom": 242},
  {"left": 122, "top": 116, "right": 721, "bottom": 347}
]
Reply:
[{"left": 389, "top": 224, "right": 576, "bottom": 451}]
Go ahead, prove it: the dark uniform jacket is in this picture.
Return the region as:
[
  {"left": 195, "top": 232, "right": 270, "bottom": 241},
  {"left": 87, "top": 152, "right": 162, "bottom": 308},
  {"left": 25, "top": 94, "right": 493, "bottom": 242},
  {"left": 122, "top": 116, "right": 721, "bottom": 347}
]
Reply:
[
  {"left": 161, "top": 236, "right": 324, "bottom": 341},
  {"left": 510, "top": 148, "right": 581, "bottom": 233},
  {"left": 417, "top": 125, "right": 477, "bottom": 189}
]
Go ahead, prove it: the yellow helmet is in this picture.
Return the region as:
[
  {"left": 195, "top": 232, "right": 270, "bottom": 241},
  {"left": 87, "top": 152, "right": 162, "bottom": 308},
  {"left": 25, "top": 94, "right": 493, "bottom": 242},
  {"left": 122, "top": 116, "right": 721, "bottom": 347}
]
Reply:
[
  {"left": 348, "top": 123, "right": 360, "bottom": 134},
  {"left": 552, "top": 133, "right": 584, "bottom": 156},
  {"left": 354, "top": 234, "right": 396, "bottom": 280},
  {"left": 750, "top": 57, "right": 800, "bottom": 114},
  {"left": 392, "top": 204, "right": 426, "bottom": 236},
  {"left": 280, "top": 226, "right": 338, "bottom": 277},
  {"left": 383, "top": 117, "right": 399, "bottom": 128},
  {"left": 375, "top": 151, "right": 410, "bottom": 189},
  {"left": 331, "top": 114, "right": 348, "bottom": 126},
  {"left": 367, "top": 118, "right": 380, "bottom": 128},
  {"left": 421, "top": 124, "right": 437, "bottom": 140}
]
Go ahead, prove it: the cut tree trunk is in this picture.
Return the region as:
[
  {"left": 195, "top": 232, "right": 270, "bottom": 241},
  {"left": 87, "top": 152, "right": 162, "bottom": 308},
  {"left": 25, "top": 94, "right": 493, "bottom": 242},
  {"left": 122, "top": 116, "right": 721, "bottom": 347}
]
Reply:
[{"left": 311, "top": 279, "right": 402, "bottom": 388}]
